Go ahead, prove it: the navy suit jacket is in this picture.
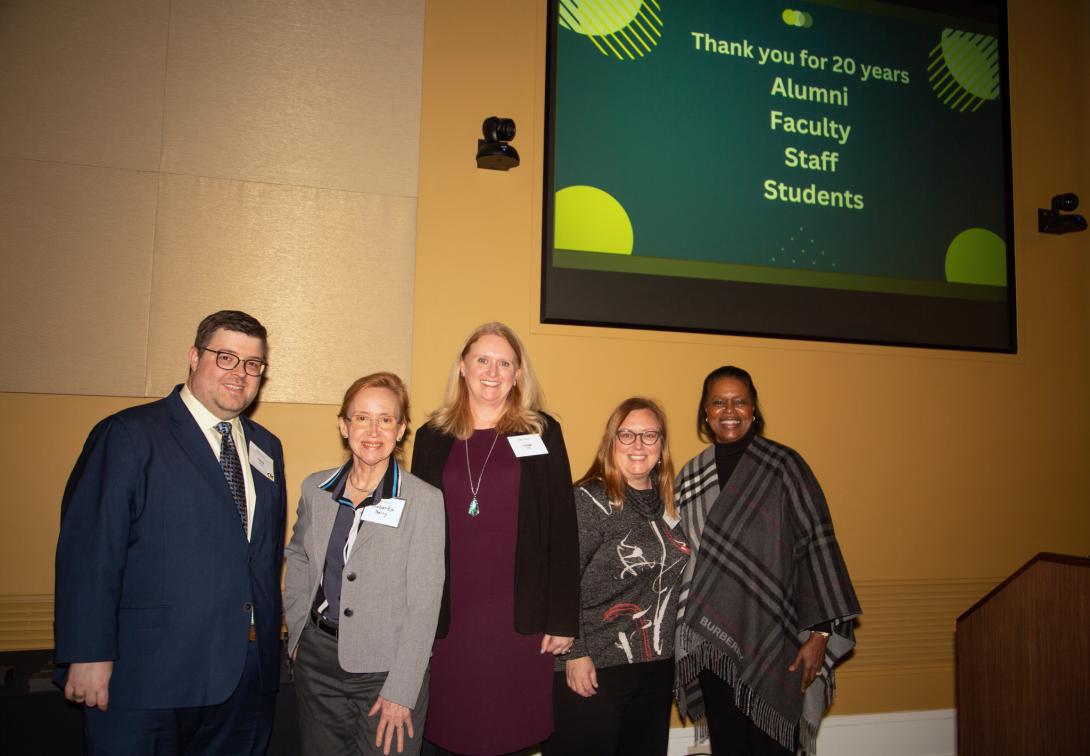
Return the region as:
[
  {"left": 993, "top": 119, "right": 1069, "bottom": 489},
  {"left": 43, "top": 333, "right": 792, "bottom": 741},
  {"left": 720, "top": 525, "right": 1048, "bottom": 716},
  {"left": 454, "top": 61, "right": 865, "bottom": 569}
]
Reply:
[{"left": 53, "top": 385, "right": 287, "bottom": 709}]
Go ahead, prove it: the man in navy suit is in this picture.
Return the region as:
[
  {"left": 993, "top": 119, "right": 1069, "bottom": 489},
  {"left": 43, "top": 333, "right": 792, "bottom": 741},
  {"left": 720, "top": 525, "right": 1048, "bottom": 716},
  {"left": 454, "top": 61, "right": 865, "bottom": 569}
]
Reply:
[{"left": 54, "top": 310, "right": 287, "bottom": 755}]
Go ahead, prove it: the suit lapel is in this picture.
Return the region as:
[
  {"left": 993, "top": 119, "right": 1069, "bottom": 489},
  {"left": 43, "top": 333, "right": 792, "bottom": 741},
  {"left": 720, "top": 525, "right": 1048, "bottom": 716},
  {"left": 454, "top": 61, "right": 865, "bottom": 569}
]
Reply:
[
  {"left": 348, "top": 515, "right": 380, "bottom": 558},
  {"left": 166, "top": 390, "right": 239, "bottom": 512},
  {"left": 345, "top": 461, "right": 400, "bottom": 564},
  {"left": 307, "top": 468, "right": 344, "bottom": 571},
  {"left": 241, "top": 418, "right": 277, "bottom": 547}
]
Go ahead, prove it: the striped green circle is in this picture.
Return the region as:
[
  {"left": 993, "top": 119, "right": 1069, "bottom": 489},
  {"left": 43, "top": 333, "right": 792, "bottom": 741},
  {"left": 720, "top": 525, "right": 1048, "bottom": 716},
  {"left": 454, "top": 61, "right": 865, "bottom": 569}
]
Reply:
[{"left": 940, "top": 30, "right": 999, "bottom": 101}]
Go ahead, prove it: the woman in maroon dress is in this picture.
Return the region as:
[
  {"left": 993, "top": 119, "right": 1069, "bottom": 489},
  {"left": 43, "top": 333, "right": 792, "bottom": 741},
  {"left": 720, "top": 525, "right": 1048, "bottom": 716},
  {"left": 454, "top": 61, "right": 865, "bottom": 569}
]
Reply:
[{"left": 411, "top": 322, "right": 580, "bottom": 755}]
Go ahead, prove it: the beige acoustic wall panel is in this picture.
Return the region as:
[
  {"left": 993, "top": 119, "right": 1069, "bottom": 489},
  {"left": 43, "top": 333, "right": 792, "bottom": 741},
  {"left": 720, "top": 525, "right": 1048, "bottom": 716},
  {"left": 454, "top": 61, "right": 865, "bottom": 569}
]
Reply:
[
  {"left": 0, "top": 0, "right": 169, "bottom": 170},
  {"left": 161, "top": 0, "right": 424, "bottom": 197},
  {"left": 0, "top": 0, "right": 424, "bottom": 402},
  {"left": 0, "top": 158, "right": 158, "bottom": 396},
  {"left": 145, "top": 173, "right": 416, "bottom": 404}
]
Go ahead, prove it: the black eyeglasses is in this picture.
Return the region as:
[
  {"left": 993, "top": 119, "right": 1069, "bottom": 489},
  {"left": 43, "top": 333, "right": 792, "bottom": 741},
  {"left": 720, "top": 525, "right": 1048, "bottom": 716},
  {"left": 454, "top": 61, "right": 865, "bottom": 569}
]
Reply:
[
  {"left": 202, "top": 348, "right": 266, "bottom": 376},
  {"left": 615, "top": 429, "right": 662, "bottom": 446}
]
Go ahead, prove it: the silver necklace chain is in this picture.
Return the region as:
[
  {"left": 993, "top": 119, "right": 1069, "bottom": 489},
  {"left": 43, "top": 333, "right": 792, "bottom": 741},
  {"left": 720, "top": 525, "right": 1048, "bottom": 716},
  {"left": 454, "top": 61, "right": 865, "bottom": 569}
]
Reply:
[{"left": 465, "top": 431, "right": 500, "bottom": 517}]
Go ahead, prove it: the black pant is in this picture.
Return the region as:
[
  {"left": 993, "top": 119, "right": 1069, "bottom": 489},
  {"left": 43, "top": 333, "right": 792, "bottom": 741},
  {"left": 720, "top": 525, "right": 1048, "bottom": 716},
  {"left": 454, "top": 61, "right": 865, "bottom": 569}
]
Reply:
[
  {"left": 699, "top": 670, "right": 794, "bottom": 756},
  {"left": 542, "top": 658, "right": 674, "bottom": 756}
]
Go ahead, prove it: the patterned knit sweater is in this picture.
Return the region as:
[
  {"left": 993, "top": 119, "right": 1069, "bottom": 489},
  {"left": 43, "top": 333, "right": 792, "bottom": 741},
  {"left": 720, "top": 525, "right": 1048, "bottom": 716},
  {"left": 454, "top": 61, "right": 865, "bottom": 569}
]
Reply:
[{"left": 562, "top": 480, "right": 691, "bottom": 670}]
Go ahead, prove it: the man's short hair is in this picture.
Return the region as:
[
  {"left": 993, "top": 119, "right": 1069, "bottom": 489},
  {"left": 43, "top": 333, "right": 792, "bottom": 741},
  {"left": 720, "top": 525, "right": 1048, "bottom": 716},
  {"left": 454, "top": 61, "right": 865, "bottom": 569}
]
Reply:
[{"left": 193, "top": 311, "right": 268, "bottom": 351}]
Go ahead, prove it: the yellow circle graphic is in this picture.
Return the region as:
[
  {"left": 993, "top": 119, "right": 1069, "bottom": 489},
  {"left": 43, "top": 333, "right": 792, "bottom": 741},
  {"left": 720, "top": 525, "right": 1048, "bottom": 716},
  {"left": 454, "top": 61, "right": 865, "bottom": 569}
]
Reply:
[
  {"left": 561, "top": 0, "right": 644, "bottom": 35},
  {"left": 929, "top": 29, "right": 999, "bottom": 112},
  {"left": 555, "top": 186, "right": 634, "bottom": 255},
  {"left": 781, "top": 9, "right": 813, "bottom": 28},
  {"left": 558, "top": 0, "right": 664, "bottom": 60},
  {"left": 945, "top": 227, "right": 1006, "bottom": 286}
]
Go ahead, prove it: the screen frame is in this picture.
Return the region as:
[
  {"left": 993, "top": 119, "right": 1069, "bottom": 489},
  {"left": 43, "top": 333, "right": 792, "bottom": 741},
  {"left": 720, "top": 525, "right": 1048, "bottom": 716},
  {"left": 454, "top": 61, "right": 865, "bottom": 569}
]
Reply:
[{"left": 540, "top": 0, "right": 1017, "bottom": 353}]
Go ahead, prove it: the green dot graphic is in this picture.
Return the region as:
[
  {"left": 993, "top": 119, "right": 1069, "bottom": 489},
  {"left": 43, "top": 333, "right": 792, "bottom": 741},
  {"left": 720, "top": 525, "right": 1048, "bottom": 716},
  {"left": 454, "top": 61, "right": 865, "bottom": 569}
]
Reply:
[{"left": 945, "top": 228, "right": 1006, "bottom": 286}]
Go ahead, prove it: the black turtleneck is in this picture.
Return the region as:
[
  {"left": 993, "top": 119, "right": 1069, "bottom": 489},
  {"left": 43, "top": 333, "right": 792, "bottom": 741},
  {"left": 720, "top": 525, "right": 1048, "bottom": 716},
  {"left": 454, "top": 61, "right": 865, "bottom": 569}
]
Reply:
[
  {"left": 622, "top": 483, "right": 665, "bottom": 520},
  {"left": 713, "top": 425, "right": 757, "bottom": 487}
]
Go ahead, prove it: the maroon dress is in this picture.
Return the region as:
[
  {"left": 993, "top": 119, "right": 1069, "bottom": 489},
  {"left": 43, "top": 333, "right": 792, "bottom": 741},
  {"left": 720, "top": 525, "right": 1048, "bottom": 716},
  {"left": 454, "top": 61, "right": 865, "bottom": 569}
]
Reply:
[{"left": 425, "top": 428, "right": 555, "bottom": 754}]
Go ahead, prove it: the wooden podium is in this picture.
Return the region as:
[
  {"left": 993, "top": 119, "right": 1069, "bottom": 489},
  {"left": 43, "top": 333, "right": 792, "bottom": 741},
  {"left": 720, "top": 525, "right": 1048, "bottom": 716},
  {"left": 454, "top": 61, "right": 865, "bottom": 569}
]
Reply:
[{"left": 956, "top": 553, "right": 1090, "bottom": 756}]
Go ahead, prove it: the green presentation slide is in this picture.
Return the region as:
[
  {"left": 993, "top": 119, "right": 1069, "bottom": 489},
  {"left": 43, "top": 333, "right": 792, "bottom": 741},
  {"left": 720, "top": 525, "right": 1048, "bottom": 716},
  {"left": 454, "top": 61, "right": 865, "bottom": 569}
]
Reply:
[{"left": 551, "top": 0, "right": 1009, "bottom": 303}]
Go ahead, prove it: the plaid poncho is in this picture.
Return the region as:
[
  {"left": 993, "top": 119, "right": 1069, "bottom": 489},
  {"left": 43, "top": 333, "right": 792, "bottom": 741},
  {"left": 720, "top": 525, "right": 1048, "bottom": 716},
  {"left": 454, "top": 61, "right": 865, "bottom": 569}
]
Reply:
[{"left": 674, "top": 436, "right": 860, "bottom": 753}]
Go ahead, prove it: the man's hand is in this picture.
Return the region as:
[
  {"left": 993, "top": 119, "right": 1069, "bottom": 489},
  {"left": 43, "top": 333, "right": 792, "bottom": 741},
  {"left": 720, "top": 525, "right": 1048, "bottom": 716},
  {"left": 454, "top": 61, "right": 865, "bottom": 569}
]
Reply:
[{"left": 65, "top": 661, "right": 114, "bottom": 711}]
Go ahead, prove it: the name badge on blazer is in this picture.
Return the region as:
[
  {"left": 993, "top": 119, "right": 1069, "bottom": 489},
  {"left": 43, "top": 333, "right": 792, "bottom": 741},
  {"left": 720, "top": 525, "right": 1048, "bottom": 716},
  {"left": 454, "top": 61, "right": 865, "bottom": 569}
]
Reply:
[
  {"left": 362, "top": 497, "right": 405, "bottom": 527},
  {"left": 249, "top": 441, "right": 276, "bottom": 481},
  {"left": 508, "top": 434, "right": 549, "bottom": 457}
]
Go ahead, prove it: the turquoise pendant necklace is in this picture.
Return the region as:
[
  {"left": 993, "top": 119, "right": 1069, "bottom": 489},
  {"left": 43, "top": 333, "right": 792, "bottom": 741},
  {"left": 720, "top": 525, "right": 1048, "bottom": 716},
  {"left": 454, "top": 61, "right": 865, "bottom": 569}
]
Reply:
[{"left": 465, "top": 431, "right": 500, "bottom": 517}]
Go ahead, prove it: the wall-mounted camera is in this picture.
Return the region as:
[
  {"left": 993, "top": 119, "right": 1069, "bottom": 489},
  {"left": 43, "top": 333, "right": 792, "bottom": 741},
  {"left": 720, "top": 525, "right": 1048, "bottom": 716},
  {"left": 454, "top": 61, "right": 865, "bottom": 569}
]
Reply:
[
  {"left": 1038, "top": 193, "right": 1087, "bottom": 234},
  {"left": 476, "top": 116, "right": 519, "bottom": 171}
]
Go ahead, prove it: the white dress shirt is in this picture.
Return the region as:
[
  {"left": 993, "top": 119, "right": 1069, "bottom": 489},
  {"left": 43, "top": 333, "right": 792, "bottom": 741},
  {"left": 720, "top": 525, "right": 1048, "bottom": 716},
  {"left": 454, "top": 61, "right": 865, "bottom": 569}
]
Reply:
[{"left": 180, "top": 384, "right": 257, "bottom": 541}]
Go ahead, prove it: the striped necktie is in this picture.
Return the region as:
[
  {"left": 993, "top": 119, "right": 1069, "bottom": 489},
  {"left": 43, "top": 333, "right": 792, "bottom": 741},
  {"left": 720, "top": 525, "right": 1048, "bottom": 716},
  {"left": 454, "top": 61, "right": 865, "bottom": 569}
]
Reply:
[{"left": 215, "top": 421, "right": 248, "bottom": 535}]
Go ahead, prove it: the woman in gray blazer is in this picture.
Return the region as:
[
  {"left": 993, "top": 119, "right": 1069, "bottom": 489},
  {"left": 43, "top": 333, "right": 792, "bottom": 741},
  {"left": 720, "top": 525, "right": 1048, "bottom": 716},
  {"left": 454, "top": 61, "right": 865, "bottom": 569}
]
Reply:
[{"left": 284, "top": 372, "right": 445, "bottom": 756}]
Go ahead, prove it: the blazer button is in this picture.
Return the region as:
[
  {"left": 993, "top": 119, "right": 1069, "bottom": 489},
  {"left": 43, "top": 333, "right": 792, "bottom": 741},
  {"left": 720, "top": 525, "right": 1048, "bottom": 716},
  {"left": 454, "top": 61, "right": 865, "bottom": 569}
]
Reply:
[
  {"left": 343, "top": 608, "right": 354, "bottom": 618},
  {"left": 346, "top": 572, "right": 357, "bottom": 581},
  {"left": 243, "top": 602, "right": 253, "bottom": 612}
]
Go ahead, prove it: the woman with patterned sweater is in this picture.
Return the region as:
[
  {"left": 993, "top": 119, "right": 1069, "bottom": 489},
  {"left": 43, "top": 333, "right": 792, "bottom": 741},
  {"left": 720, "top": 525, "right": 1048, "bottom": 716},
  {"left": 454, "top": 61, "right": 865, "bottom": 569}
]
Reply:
[{"left": 543, "top": 397, "right": 690, "bottom": 756}]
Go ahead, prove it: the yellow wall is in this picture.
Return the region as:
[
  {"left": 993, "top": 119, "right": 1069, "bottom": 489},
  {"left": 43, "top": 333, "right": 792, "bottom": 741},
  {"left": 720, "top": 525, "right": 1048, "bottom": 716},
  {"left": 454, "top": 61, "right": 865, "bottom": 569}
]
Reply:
[
  {"left": 1, "top": 0, "right": 1088, "bottom": 717},
  {"left": 407, "top": 0, "right": 1090, "bottom": 715}
]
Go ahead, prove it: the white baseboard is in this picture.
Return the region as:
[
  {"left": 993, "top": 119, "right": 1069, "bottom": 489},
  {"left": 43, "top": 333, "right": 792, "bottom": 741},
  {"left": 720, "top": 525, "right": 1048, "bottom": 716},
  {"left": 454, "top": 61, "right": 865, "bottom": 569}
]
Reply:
[{"left": 666, "top": 709, "right": 956, "bottom": 756}]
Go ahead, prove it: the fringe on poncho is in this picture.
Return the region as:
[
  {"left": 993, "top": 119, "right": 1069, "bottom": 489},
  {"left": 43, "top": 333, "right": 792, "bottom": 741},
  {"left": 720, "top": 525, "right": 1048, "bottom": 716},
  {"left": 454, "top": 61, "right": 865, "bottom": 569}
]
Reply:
[{"left": 673, "top": 437, "right": 861, "bottom": 754}]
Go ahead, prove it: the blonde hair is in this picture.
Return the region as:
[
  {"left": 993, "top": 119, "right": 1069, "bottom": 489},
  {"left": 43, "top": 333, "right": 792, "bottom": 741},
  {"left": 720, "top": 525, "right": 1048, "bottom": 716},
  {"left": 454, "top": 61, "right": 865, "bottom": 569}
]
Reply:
[
  {"left": 339, "top": 372, "right": 411, "bottom": 460},
  {"left": 428, "top": 322, "right": 545, "bottom": 440},
  {"left": 574, "top": 397, "right": 676, "bottom": 519}
]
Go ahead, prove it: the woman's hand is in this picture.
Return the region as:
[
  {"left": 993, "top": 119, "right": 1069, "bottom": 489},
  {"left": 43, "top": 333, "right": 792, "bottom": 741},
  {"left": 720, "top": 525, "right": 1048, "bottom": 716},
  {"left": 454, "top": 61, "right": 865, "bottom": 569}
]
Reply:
[
  {"left": 368, "top": 696, "right": 414, "bottom": 755},
  {"left": 541, "top": 634, "right": 574, "bottom": 655},
  {"left": 565, "top": 656, "right": 598, "bottom": 697},
  {"left": 788, "top": 632, "right": 829, "bottom": 692}
]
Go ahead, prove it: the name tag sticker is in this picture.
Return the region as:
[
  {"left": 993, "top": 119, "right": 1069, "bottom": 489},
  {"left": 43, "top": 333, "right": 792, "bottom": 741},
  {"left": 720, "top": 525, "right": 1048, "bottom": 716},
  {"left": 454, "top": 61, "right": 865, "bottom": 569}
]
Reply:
[
  {"left": 508, "top": 434, "right": 548, "bottom": 457},
  {"left": 248, "top": 441, "right": 276, "bottom": 481},
  {"left": 362, "top": 497, "right": 405, "bottom": 528}
]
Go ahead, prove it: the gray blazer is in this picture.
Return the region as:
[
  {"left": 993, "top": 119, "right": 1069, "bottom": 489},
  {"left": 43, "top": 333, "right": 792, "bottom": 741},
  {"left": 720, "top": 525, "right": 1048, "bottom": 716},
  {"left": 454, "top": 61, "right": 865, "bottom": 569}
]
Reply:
[{"left": 283, "top": 461, "right": 445, "bottom": 707}]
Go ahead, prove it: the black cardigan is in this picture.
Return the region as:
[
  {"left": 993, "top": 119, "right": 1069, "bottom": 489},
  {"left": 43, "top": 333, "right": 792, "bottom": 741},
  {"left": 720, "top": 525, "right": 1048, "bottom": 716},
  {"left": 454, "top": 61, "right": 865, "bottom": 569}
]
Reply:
[{"left": 410, "top": 413, "right": 580, "bottom": 638}]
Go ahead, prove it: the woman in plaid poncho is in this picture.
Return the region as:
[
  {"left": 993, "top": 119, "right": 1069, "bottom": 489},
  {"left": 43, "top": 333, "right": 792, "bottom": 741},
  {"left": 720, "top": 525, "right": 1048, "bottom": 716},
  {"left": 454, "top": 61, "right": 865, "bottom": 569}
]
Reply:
[{"left": 674, "top": 366, "right": 860, "bottom": 755}]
